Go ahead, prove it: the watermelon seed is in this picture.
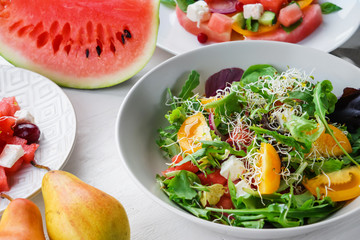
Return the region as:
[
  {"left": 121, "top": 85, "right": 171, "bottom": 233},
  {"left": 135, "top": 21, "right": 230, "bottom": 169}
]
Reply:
[
  {"left": 8, "top": 20, "right": 23, "bottom": 33},
  {"left": 52, "top": 34, "right": 63, "bottom": 54},
  {"left": 121, "top": 34, "right": 125, "bottom": 44},
  {"left": 37, "top": 31, "right": 49, "bottom": 48},
  {"left": 50, "top": 21, "right": 60, "bottom": 37},
  {"left": 96, "top": 45, "right": 102, "bottom": 57},
  {"left": 86, "top": 21, "right": 93, "bottom": 42},
  {"left": 29, "top": 22, "right": 44, "bottom": 39},
  {"left": 110, "top": 41, "right": 116, "bottom": 54},
  {"left": 62, "top": 22, "right": 71, "bottom": 41},
  {"left": 85, "top": 49, "right": 90, "bottom": 58},
  {"left": 124, "top": 29, "right": 131, "bottom": 38},
  {"left": 17, "top": 24, "right": 33, "bottom": 37},
  {"left": 115, "top": 32, "right": 125, "bottom": 44},
  {"left": 64, "top": 45, "right": 71, "bottom": 55}
]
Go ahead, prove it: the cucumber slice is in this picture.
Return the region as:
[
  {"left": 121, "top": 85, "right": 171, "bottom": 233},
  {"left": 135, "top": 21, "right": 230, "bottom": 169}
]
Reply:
[
  {"left": 259, "top": 11, "right": 276, "bottom": 26},
  {"left": 232, "top": 12, "right": 246, "bottom": 29}
]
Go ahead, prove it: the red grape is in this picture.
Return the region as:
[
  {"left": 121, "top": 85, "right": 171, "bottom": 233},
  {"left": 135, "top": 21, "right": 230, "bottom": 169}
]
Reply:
[{"left": 13, "top": 123, "right": 40, "bottom": 144}]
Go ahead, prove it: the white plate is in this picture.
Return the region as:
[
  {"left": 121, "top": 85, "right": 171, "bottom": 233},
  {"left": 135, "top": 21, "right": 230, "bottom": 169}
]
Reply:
[
  {"left": 0, "top": 65, "right": 76, "bottom": 212},
  {"left": 157, "top": 0, "right": 360, "bottom": 55},
  {"left": 116, "top": 41, "right": 360, "bottom": 239}
]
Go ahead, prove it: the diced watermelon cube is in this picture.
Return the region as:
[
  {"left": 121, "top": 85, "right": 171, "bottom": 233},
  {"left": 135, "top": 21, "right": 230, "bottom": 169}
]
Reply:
[
  {"left": 5, "top": 157, "right": 24, "bottom": 175},
  {"left": 20, "top": 143, "right": 39, "bottom": 164},
  {"left": 6, "top": 136, "right": 27, "bottom": 145},
  {"left": 260, "top": 0, "right": 288, "bottom": 14},
  {"left": 278, "top": 3, "right": 303, "bottom": 27},
  {"left": 0, "top": 97, "right": 20, "bottom": 117},
  {"left": 0, "top": 116, "right": 16, "bottom": 138},
  {"left": 239, "top": 0, "right": 260, "bottom": 4},
  {"left": 197, "top": 169, "right": 227, "bottom": 186},
  {"left": 4, "top": 136, "right": 38, "bottom": 164},
  {"left": 0, "top": 167, "right": 10, "bottom": 192},
  {"left": 208, "top": 13, "right": 233, "bottom": 34}
]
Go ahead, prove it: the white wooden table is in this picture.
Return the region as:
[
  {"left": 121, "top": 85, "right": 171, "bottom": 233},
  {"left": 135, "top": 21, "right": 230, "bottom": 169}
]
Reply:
[{"left": 1, "top": 28, "right": 360, "bottom": 240}]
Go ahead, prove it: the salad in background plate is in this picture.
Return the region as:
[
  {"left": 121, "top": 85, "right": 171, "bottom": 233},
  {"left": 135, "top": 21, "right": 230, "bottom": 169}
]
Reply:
[
  {"left": 164, "top": 0, "right": 341, "bottom": 44},
  {"left": 158, "top": 0, "right": 360, "bottom": 54},
  {"left": 156, "top": 64, "right": 360, "bottom": 228}
]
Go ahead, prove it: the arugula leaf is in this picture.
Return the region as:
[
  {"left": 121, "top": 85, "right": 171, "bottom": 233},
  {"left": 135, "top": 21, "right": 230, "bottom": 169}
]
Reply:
[
  {"left": 157, "top": 137, "right": 181, "bottom": 157},
  {"left": 179, "top": 70, "right": 200, "bottom": 99},
  {"left": 288, "top": 90, "right": 315, "bottom": 116},
  {"left": 250, "top": 126, "right": 311, "bottom": 153},
  {"left": 285, "top": 113, "right": 323, "bottom": 144},
  {"left": 160, "top": 0, "right": 176, "bottom": 8},
  {"left": 241, "top": 64, "right": 278, "bottom": 85},
  {"left": 204, "top": 92, "right": 243, "bottom": 116},
  {"left": 167, "top": 170, "right": 200, "bottom": 200},
  {"left": 320, "top": 2, "right": 342, "bottom": 14},
  {"left": 313, "top": 80, "right": 358, "bottom": 165},
  {"left": 165, "top": 106, "right": 187, "bottom": 125},
  {"left": 175, "top": 201, "right": 210, "bottom": 219},
  {"left": 176, "top": 0, "right": 195, "bottom": 13}
]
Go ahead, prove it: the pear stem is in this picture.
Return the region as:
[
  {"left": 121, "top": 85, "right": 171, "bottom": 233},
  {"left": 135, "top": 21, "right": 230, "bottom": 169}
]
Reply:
[
  {"left": 31, "top": 161, "right": 51, "bottom": 171},
  {"left": 0, "top": 193, "right": 13, "bottom": 202}
]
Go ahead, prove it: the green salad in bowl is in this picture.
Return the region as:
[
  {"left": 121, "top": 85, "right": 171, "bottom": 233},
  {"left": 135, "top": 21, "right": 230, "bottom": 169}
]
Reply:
[{"left": 156, "top": 64, "right": 360, "bottom": 228}]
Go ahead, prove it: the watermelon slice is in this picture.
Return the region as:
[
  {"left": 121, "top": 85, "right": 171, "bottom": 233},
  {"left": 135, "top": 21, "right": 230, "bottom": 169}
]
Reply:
[{"left": 0, "top": 0, "right": 160, "bottom": 89}]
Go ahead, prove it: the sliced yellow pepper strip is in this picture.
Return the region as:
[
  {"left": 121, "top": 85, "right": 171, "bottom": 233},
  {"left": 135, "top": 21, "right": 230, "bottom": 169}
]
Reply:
[
  {"left": 232, "top": 21, "right": 280, "bottom": 37},
  {"left": 303, "top": 166, "right": 360, "bottom": 202},
  {"left": 177, "top": 112, "right": 212, "bottom": 154},
  {"left": 297, "top": 0, "right": 313, "bottom": 9},
  {"left": 258, "top": 143, "right": 281, "bottom": 194}
]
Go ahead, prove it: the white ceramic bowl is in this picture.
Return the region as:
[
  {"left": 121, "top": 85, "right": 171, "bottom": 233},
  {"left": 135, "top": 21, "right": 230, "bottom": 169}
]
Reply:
[{"left": 115, "top": 41, "right": 360, "bottom": 239}]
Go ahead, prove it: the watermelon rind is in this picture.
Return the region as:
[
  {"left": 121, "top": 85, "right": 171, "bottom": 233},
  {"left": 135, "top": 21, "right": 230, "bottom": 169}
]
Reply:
[{"left": 0, "top": 0, "right": 160, "bottom": 89}]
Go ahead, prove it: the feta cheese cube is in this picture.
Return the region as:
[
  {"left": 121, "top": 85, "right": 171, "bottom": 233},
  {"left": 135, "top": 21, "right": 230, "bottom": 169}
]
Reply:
[
  {"left": 0, "top": 144, "right": 25, "bottom": 168},
  {"left": 243, "top": 3, "right": 264, "bottom": 20},
  {"left": 14, "top": 109, "right": 35, "bottom": 124},
  {"left": 186, "top": 1, "right": 211, "bottom": 27},
  {"left": 220, "top": 155, "right": 246, "bottom": 181},
  {"left": 235, "top": 180, "right": 251, "bottom": 197}
]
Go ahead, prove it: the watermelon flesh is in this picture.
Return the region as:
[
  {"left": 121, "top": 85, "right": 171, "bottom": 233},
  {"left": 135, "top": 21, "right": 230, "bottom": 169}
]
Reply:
[
  {"left": 247, "top": 4, "right": 322, "bottom": 43},
  {"left": 0, "top": 97, "right": 40, "bottom": 190},
  {"left": 176, "top": 6, "right": 231, "bottom": 42},
  {"left": 0, "top": 0, "right": 160, "bottom": 89}
]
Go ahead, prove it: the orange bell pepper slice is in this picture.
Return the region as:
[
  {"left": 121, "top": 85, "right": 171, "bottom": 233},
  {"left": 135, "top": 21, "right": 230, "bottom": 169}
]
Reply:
[
  {"left": 297, "top": 0, "right": 313, "bottom": 9},
  {"left": 303, "top": 166, "right": 360, "bottom": 202},
  {"left": 177, "top": 112, "right": 212, "bottom": 154},
  {"left": 310, "top": 125, "right": 352, "bottom": 157},
  {"left": 258, "top": 143, "right": 281, "bottom": 194},
  {"left": 232, "top": 21, "right": 280, "bottom": 37}
]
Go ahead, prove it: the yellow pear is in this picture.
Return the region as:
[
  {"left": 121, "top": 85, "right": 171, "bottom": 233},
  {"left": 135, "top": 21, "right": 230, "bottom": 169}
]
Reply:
[
  {"left": 42, "top": 170, "right": 130, "bottom": 240},
  {"left": 0, "top": 198, "right": 46, "bottom": 240}
]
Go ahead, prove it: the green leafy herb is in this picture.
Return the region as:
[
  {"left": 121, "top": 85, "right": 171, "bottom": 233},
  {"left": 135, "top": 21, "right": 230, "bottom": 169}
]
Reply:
[
  {"left": 179, "top": 70, "right": 200, "bottom": 99},
  {"left": 165, "top": 106, "right": 187, "bottom": 125},
  {"left": 320, "top": 2, "right": 342, "bottom": 14},
  {"left": 204, "top": 92, "right": 243, "bottom": 116},
  {"left": 167, "top": 170, "right": 200, "bottom": 200},
  {"left": 241, "top": 64, "right": 278, "bottom": 85},
  {"left": 281, "top": 18, "right": 303, "bottom": 33},
  {"left": 160, "top": 0, "right": 176, "bottom": 8},
  {"left": 250, "top": 126, "right": 311, "bottom": 153},
  {"left": 176, "top": 0, "right": 195, "bottom": 12},
  {"left": 285, "top": 113, "right": 323, "bottom": 144},
  {"left": 313, "top": 80, "right": 358, "bottom": 165}
]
